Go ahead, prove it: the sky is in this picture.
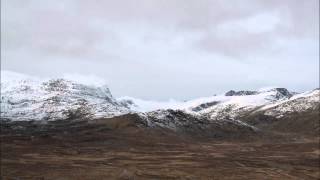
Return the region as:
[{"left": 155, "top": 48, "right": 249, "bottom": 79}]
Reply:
[{"left": 1, "top": 0, "right": 319, "bottom": 100}]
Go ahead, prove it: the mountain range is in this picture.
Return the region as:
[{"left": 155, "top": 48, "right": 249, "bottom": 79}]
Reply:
[
  {"left": 2, "top": 70, "right": 319, "bottom": 179},
  {"left": 1, "top": 70, "right": 319, "bottom": 138}
]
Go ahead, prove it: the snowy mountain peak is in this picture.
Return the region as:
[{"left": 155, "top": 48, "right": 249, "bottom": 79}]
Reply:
[
  {"left": 1, "top": 71, "right": 129, "bottom": 121},
  {"left": 259, "top": 87, "right": 292, "bottom": 98},
  {"left": 260, "top": 88, "right": 319, "bottom": 118},
  {"left": 1, "top": 71, "right": 318, "bottom": 124},
  {"left": 42, "top": 78, "right": 114, "bottom": 100}
]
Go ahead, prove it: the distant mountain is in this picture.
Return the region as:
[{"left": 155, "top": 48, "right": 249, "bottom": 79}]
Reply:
[
  {"left": 120, "top": 87, "right": 319, "bottom": 135},
  {"left": 120, "top": 87, "right": 318, "bottom": 119},
  {"left": 186, "top": 87, "right": 311, "bottom": 121},
  {"left": 1, "top": 70, "right": 319, "bottom": 136},
  {"left": 0, "top": 71, "right": 130, "bottom": 121}
]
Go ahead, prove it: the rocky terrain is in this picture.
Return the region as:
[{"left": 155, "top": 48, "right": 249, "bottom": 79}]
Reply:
[{"left": 1, "top": 70, "right": 319, "bottom": 179}]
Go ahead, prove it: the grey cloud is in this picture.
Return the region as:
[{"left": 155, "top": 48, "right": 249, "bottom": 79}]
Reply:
[{"left": 1, "top": 0, "right": 319, "bottom": 100}]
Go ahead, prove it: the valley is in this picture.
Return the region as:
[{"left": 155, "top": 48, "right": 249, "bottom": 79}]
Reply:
[{"left": 1, "top": 116, "right": 319, "bottom": 179}]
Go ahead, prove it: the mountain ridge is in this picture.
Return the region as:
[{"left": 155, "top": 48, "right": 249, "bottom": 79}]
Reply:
[{"left": 1, "top": 70, "right": 319, "bottom": 136}]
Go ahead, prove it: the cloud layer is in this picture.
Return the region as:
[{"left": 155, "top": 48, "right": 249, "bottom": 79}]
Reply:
[{"left": 1, "top": 0, "right": 319, "bottom": 100}]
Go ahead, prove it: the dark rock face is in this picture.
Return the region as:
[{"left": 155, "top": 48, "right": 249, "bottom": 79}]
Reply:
[
  {"left": 144, "top": 110, "right": 257, "bottom": 138},
  {"left": 224, "top": 88, "right": 293, "bottom": 99},
  {"left": 146, "top": 110, "right": 210, "bottom": 130},
  {"left": 225, "top": 90, "right": 258, "bottom": 96},
  {"left": 273, "top": 88, "right": 293, "bottom": 99},
  {"left": 191, "top": 101, "right": 220, "bottom": 112}
]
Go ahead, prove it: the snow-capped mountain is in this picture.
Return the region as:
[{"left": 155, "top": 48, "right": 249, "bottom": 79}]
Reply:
[
  {"left": 1, "top": 71, "right": 319, "bottom": 130},
  {"left": 187, "top": 88, "right": 296, "bottom": 120},
  {"left": 122, "top": 88, "right": 318, "bottom": 133},
  {"left": 119, "top": 87, "right": 318, "bottom": 120},
  {"left": 119, "top": 88, "right": 295, "bottom": 112},
  {"left": 261, "top": 89, "right": 319, "bottom": 118},
  {"left": 1, "top": 71, "right": 130, "bottom": 121}
]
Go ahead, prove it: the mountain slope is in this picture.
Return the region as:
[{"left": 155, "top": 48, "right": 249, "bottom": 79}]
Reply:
[
  {"left": 1, "top": 71, "right": 319, "bottom": 137},
  {"left": 120, "top": 87, "right": 314, "bottom": 120},
  {"left": 240, "top": 89, "right": 320, "bottom": 135},
  {"left": 1, "top": 71, "right": 130, "bottom": 121}
]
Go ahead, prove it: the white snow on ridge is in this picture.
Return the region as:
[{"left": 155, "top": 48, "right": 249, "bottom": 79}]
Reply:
[
  {"left": 118, "top": 87, "right": 318, "bottom": 121},
  {"left": 117, "top": 96, "right": 182, "bottom": 112},
  {"left": 1, "top": 70, "right": 318, "bottom": 122},
  {"left": 118, "top": 95, "right": 232, "bottom": 112},
  {"left": 1, "top": 70, "right": 130, "bottom": 121},
  {"left": 260, "top": 89, "right": 319, "bottom": 118},
  {"left": 260, "top": 89, "right": 319, "bottom": 111},
  {"left": 118, "top": 89, "right": 291, "bottom": 113}
]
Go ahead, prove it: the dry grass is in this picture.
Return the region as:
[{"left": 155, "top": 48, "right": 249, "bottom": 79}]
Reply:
[{"left": 1, "top": 119, "right": 319, "bottom": 180}]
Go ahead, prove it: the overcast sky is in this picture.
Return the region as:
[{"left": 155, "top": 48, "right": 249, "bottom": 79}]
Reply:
[{"left": 1, "top": 0, "right": 319, "bottom": 100}]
